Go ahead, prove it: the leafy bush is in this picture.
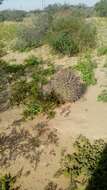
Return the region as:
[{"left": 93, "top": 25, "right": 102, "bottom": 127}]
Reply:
[
  {"left": 61, "top": 135, "right": 106, "bottom": 190},
  {"left": 97, "top": 46, "right": 107, "bottom": 56},
  {"left": 47, "top": 16, "right": 96, "bottom": 56},
  {"left": 97, "top": 89, "right": 107, "bottom": 102},
  {"left": 74, "top": 54, "right": 97, "bottom": 86}
]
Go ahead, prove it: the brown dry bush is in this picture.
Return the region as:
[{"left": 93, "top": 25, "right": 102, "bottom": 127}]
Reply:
[{"left": 43, "top": 68, "right": 85, "bottom": 103}]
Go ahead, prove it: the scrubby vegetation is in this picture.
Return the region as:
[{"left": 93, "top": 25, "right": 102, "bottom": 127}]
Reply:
[
  {"left": 60, "top": 135, "right": 107, "bottom": 190},
  {"left": 14, "top": 13, "right": 52, "bottom": 51},
  {"left": 97, "top": 46, "right": 107, "bottom": 56},
  {"left": 0, "top": 56, "right": 58, "bottom": 117},
  {"left": 97, "top": 89, "right": 107, "bottom": 102},
  {"left": 0, "top": 10, "right": 27, "bottom": 22},
  {"left": 95, "top": 0, "right": 107, "bottom": 17},
  {"left": 47, "top": 16, "right": 96, "bottom": 56},
  {"left": 73, "top": 54, "right": 97, "bottom": 86},
  {"left": 1, "top": 1, "right": 107, "bottom": 190}
]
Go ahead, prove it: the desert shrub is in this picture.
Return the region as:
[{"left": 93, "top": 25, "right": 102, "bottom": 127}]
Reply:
[
  {"left": 74, "top": 54, "right": 97, "bottom": 86},
  {"left": 14, "top": 25, "right": 40, "bottom": 51},
  {"left": 97, "top": 89, "right": 107, "bottom": 102},
  {"left": 0, "top": 174, "right": 15, "bottom": 190},
  {"left": 25, "top": 55, "right": 43, "bottom": 66},
  {"left": 47, "top": 16, "right": 96, "bottom": 56},
  {"left": 23, "top": 102, "right": 43, "bottom": 119},
  {"left": 10, "top": 80, "right": 31, "bottom": 105},
  {"left": 14, "top": 13, "right": 51, "bottom": 51},
  {"left": 48, "top": 31, "right": 78, "bottom": 56},
  {"left": 97, "top": 46, "right": 107, "bottom": 56},
  {"left": 0, "top": 10, "right": 27, "bottom": 22},
  {"left": 78, "top": 23, "right": 96, "bottom": 50},
  {"left": 43, "top": 68, "right": 85, "bottom": 103},
  {"left": 95, "top": 0, "right": 107, "bottom": 17},
  {"left": 7, "top": 56, "right": 58, "bottom": 118},
  {"left": 61, "top": 135, "right": 106, "bottom": 190}
]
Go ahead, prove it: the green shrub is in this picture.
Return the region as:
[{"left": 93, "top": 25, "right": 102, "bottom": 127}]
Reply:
[
  {"left": 74, "top": 54, "right": 97, "bottom": 86},
  {"left": 47, "top": 16, "right": 96, "bottom": 56},
  {"left": 7, "top": 56, "right": 57, "bottom": 118},
  {"left": 61, "top": 135, "right": 106, "bottom": 190},
  {"left": 25, "top": 55, "right": 43, "bottom": 66},
  {"left": 97, "top": 46, "right": 107, "bottom": 56},
  {"left": 97, "top": 89, "right": 107, "bottom": 102},
  {"left": 48, "top": 31, "right": 78, "bottom": 56},
  {"left": 10, "top": 80, "right": 31, "bottom": 105},
  {"left": 24, "top": 102, "right": 43, "bottom": 119}
]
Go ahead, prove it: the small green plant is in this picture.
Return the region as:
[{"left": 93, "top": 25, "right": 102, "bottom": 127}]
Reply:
[
  {"left": 23, "top": 102, "right": 43, "bottom": 119},
  {"left": 74, "top": 54, "right": 97, "bottom": 86},
  {"left": 97, "top": 46, "right": 107, "bottom": 56},
  {"left": 0, "top": 174, "right": 15, "bottom": 190},
  {"left": 97, "top": 89, "right": 107, "bottom": 102},
  {"left": 25, "top": 55, "right": 43, "bottom": 66}
]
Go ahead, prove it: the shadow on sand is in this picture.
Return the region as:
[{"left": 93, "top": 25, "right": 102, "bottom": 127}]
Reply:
[{"left": 86, "top": 145, "right": 107, "bottom": 190}]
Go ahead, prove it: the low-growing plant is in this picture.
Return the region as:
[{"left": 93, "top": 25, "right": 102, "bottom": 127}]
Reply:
[
  {"left": 60, "top": 135, "right": 106, "bottom": 190},
  {"left": 97, "top": 46, "right": 107, "bottom": 56},
  {"left": 0, "top": 174, "right": 15, "bottom": 190},
  {"left": 97, "top": 89, "right": 107, "bottom": 102},
  {"left": 23, "top": 102, "right": 43, "bottom": 119},
  {"left": 73, "top": 54, "right": 97, "bottom": 86},
  {"left": 5, "top": 56, "right": 58, "bottom": 118},
  {"left": 10, "top": 80, "right": 31, "bottom": 105}
]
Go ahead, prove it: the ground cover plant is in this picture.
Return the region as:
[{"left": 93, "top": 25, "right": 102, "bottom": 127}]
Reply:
[
  {"left": 97, "top": 46, "right": 107, "bottom": 56},
  {"left": 97, "top": 89, "right": 107, "bottom": 102},
  {"left": 73, "top": 54, "right": 97, "bottom": 86},
  {"left": 60, "top": 135, "right": 107, "bottom": 190},
  {"left": 0, "top": 56, "right": 58, "bottom": 117}
]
